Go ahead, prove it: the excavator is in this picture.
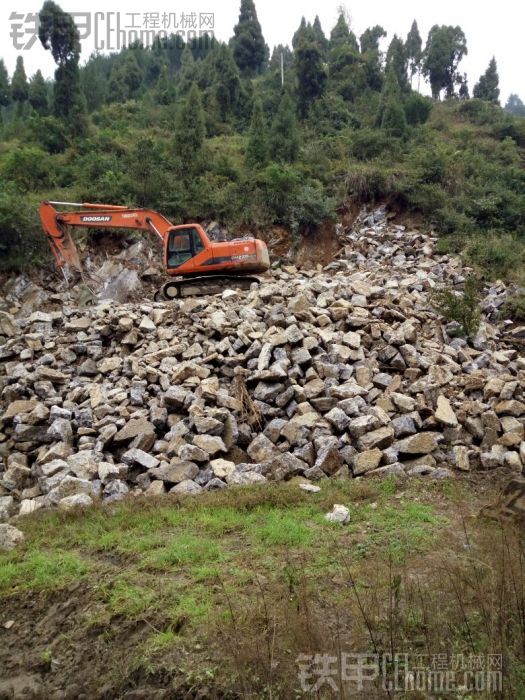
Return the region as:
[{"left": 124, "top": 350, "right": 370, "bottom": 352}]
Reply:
[{"left": 38, "top": 201, "right": 270, "bottom": 298}]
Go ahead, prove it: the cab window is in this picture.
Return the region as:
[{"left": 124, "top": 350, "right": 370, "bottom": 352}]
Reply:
[{"left": 167, "top": 228, "right": 204, "bottom": 267}]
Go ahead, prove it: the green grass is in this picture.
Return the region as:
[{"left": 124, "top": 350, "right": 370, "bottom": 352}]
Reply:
[{"left": 0, "top": 549, "right": 89, "bottom": 592}]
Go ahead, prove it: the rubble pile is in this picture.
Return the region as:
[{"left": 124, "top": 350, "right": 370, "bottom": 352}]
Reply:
[{"left": 1, "top": 210, "right": 524, "bottom": 519}]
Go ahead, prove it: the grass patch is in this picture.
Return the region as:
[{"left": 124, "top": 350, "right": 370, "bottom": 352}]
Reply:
[{"left": 0, "top": 549, "right": 89, "bottom": 592}]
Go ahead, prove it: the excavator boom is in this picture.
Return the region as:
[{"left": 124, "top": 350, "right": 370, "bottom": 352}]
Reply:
[{"left": 38, "top": 201, "right": 270, "bottom": 297}]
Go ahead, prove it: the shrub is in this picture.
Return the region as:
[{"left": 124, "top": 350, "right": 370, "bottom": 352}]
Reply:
[
  {"left": 404, "top": 92, "right": 432, "bottom": 125},
  {"left": 1, "top": 146, "right": 53, "bottom": 191},
  {"left": 290, "top": 183, "right": 335, "bottom": 235},
  {"left": 0, "top": 184, "right": 47, "bottom": 270},
  {"left": 349, "top": 128, "right": 395, "bottom": 160},
  {"left": 466, "top": 233, "right": 524, "bottom": 280},
  {"left": 501, "top": 292, "right": 525, "bottom": 321},
  {"left": 430, "top": 275, "right": 482, "bottom": 337}
]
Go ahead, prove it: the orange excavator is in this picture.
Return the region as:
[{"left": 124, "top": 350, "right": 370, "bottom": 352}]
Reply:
[{"left": 39, "top": 201, "right": 270, "bottom": 298}]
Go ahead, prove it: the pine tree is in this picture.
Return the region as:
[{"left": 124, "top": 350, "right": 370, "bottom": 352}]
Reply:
[
  {"left": 230, "top": 0, "right": 268, "bottom": 76},
  {"left": 174, "top": 83, "right": 205, "bottom": 167},
  {"left": 405, "top": 20, "right": 422, "bottom": 88},
  {"left": 386, "top": 35, "right": 408, "bottom": 93},
  {"left": 329, "top": 13, "right": 359, "bottom": 52},
  {"left": 213, "top": 44, "right": 241, "bottom": 121},
  {"left": 378, "top": 66, "right": 406, "bottom": 136},
  {"left": 295, "top": 31, "right": 327, "bottom": 118},
  {"left": 80, "top": 54, "right": 107, "bottom": 111},
  {"left": 28, "top": 70, "right": 48, "bottom": 114},
  {"left": 11, "top": 56, "right": 28, "bottom": 115},
  {"left": 505, "top": 94, "right": 525, "bottom": 117},
  {"left": 177, "top": 45, "right": 198, "bottom": 97},
  {"left": 245, "top": 97, "right": 267, "bottom": 167},
  {"left": 0, "top": 59, "right": 11, "bottom": 108},
  {"left": 473, "top": 57, "right": 500, "bottom": 103},
  {"left": 38, "top": 0, "right": 86, "bottom": 127},
  {"left": 269, "top": 92, "right": 299, "bottom": 162},
  {"left": 155, "top": 65, "right": 175, "bottom": 105},
  {"left": 312, "top": 16, "right": 329, "bottom": 58},
  {"left": 292, "top": 18, "right": 307, "bottom": 50}
]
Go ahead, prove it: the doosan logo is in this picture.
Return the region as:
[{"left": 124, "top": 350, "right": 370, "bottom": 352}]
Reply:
[{"left": 81, "top": 215, "right": 112, "bottom": 223}]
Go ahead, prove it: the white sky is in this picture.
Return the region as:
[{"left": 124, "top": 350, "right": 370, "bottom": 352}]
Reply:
[{"left": 1, "top": 0, "right": 523, "bottom": 103}]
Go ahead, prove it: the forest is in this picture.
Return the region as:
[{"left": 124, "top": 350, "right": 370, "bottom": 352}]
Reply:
[{"left": 0, "top": 0, "right": 524, "bottom": 282}]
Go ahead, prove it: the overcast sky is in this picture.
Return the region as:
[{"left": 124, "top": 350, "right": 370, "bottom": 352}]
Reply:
[{"left": 1, "top": 0, "right": 523, "bottom": 103}]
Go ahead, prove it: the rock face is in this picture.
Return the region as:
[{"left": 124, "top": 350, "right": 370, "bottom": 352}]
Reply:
[
  {"left": 0, "top": 524, "right": 25, "bottom": 550},
  {"left": 0, "top": 206, "right": 524, "bottom": 517}
]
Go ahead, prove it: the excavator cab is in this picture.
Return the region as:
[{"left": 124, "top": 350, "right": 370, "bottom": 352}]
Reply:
[{"left": 166, "top": 226, "right": 205, "bottom": 268}]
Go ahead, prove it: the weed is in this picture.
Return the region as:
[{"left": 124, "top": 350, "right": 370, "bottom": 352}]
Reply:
[{"left": 430, "top": 274, "right": 482, "bottom": 336}]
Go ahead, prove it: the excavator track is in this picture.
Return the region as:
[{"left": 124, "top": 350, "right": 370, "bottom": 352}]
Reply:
[{"left": 157, "top": 275, "right": 261, "bottom": 300}]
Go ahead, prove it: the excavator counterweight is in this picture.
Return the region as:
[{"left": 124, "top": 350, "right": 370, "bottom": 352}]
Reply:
[{"left": 38, "top": 201, "right": 270, "bottom": 298}]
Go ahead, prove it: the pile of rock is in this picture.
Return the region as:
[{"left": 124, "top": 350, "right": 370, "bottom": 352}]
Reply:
[{"left": 1, "top": 212, "right": 524, "bottom": 519}]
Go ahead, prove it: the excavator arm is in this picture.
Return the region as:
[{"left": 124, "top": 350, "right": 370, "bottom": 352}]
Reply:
[{"left": 39, "top": 201, "right": 174, "bottom": 274}]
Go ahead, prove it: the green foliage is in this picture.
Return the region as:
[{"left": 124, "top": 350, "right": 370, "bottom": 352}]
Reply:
[
  {"left": 473, "top": 57, "right": 500, "bottom": 104},
  {"left": 378, "top": 67, "right": 407, "bottom": 137},
  {"left": 386, "top": 35, "right": 409, "bottom": 92},
  {"left": 39, "top": 0, "right": 84, "bottom": 125},
  {"left": 422, "top": 25, "right": 467, "bottom": 99},
  {"left": 211, "top": 44, "right": 241, "bottom": 122},
  {"left": 245, "top": 97, "right": 267, "bottom": 167},
  {"left": 329, "top": 13, "right": 359, "bottom": 52},
  {"left": 405, "top": 20, "right": 422, "bottom": 85},
  {"left": 28, "top": 115, "right": 69, "bottom": 153},
  {"left": 328, "top": 45, "right": 367, "bottom": 102},
  {"left": 312, "top": 16, "right": 329, "bottom": 58},
  {"left": 269, "top": 92, "right": 299, "bottom": 162},
  {"left": 431, "top": 275, "right": 481, "bottom": 336},
  {"left": 404, "top": 92, "right": 432, "bottom": 125},
  {"left": 174, "top": 83, "right": 206, "bottom": 168},
  {"left": 0, "top": 183, "right": 48, "bottom": 270},
  {"left": 11, "top": 56, "right": 28, "bottom": 109},
  {"left": 155, "top": 65, "right": 175, "bottom": 105},
  {"left": 501, "top": 292, "right": 525, "bottom": 321},
  {"left": 505, "top": 94, "right": 525, "bottom": 117},
  {"left": 28, "top": 70, "right": 48, "bottom": 114},
  {"left": 295, "top": 35, "right": 327, "bottom": 118},
  {"left": 360, "top": 26, "right": 386, "bottom": 54},
  {"left": 1, "top": 147, "right": 52, "bottom": 191},
  {"left": 466, "top": 233, "right": 524, "bottom": 281},
  {"left": 0, "top": 59, "right": 10, "bottom": 107},
  {"left": 230, "top": 0, "right": 268, "bottom": 76}
]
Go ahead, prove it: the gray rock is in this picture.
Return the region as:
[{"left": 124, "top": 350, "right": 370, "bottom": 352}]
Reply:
[{"left": 0, "top": 524, "right": 25, "bottom": 550}]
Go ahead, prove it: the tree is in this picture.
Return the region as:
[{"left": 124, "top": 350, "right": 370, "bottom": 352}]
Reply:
[
  {"left": 422, "top": 25, "right": 467, "bottom": 99},
  {"left": 377, "top": 66, "right": 406, "bottom": 137},
  {"left": 245, "top": 97, "right": 267, "bottom": 167},
  {"left": 312, "top": 16, "right": 329, "bottom": 58},
  {"left": 405, "top": 20, "right": 422, "bottom": 88},
  {"left": 230, "top": 0, "right": 268, "bottom": 76},
  {"left": 11, "top": 56, "right": 28, "bottom": 115},
  {"left": 505, "top": 94, "right": 525, "bottom": 117},
  {"left": 295, "top": 31, "right": 327, "bottom": 118},
  {"left": 360, "top": 25, "right": 386, "bottom": 54},
  {"left": 269, "top": 92, "right": 299, "bottom": 162},
  {"left": 174, "top": 83, "right": 205, "bottom": 167},
  {"left": 80, "top": 54, "right": 108, "bottom": 111},
  {"left": 213, "top": 44, "right": 241, "bottom": 121},
  {"left": 155, "top": 65, "right": 175, "bottom": 105},
  {"left": 38, "top": 0, "right": 86, "bottom": 127},
  {"left": 28, "top": 70, "right": 48, "bottom": 114},
  {"left": 386, "top": 35, "right": 408, "bottom": 93},
  {"left": 177, "top": 45, "right": 198, "bottom": 96},
  {"left": 292, "top": 18, "right": 307, "bottom": 50},
  {"left": 473, "top": 57, "right": 500, "bottom": 103},
  {"left": 458, "top": 74, "right": 469, "bottom": 99},
  {"left": 328, "top": 45, "right": 367, "bottom": 101},
  {"left": 0, "top": 60, "right": 10, "bottom": 108},
  {"left": 329, "top": 13, "right": 359, "bottom": 52}
]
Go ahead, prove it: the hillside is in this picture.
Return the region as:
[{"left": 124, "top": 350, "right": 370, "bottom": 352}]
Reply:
[{"left": 1, "top": 2, "right": 525, "bottom": 697}]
